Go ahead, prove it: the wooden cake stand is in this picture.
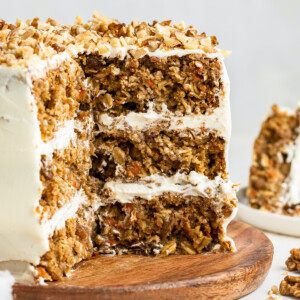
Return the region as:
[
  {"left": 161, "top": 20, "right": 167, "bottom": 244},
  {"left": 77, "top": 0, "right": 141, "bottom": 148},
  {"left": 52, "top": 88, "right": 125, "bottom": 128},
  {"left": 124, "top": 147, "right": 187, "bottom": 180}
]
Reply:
[{"left": 14, "top": 220, "right": 273, "bottom": 300}]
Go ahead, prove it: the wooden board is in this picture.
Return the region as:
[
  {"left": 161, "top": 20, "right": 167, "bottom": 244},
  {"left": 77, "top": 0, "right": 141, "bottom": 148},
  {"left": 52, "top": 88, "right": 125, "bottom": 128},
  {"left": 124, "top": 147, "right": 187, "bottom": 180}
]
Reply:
[{"left": 13, "top": 220, "right": 273, "bottom": 300}]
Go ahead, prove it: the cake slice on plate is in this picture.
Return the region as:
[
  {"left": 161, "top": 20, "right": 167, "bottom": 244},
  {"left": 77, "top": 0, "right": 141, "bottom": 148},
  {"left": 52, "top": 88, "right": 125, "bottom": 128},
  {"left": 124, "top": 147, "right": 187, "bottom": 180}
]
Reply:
[{"left": 247, "top": 104, "right": 300, "bottom": 216}]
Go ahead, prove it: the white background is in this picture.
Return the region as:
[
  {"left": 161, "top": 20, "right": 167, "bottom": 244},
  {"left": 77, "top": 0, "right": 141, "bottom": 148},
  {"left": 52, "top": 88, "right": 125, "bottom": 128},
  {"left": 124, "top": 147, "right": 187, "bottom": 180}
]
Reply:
[
  {"left": 1, "top": 1, "right": 300, "bottom": 299},
  {"left": 2, "top": 0, "right": 300, "bottom": 185}
]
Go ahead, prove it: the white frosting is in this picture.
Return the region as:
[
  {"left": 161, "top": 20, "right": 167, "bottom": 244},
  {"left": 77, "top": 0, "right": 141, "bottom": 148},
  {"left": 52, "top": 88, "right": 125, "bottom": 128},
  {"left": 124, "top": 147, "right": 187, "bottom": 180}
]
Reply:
[
  {"left": 99, "top": 91, "right": 231, "bottom": 139},
  {"left": 283, "top": 141, "right": 295, "bottom": 163},
  {"left": 0, "top": 67, "right": 46, "bottom": 264},
  {"left": 0, "top": 270, "right": 14, "bottom": 300},
  {"left": 0, "top": 262, "right": 35, "bottom": 284},
  {"left": 26, "top": 52, "right": 71, "bottom": 81},
  {"left": 43, "top": 189, "right": 88, "bottom": 236},
  {"left": 105, "top": 171, "right": 236, "bottom": 203},
  {"left": 73, "top": 43, "right": 223, "bottom": 60},
  {"left": 220, "top": 205, "right": 237, "bottom": 250},
  {"left": 281, "top": 131, "right": 300, "bottom": 206},
  {"left": 39, "top": 119, "right": 77, "bottom": 157}
]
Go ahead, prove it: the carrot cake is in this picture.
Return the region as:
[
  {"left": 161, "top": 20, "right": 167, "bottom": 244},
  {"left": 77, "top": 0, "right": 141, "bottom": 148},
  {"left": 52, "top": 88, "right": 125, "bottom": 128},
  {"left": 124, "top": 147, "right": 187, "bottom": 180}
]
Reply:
[
  {"left": 0, "top": 12, "right": 238, "bottom": 282},
  {"left": 247, "top": 105, "right": 300, "bottom": 216}
]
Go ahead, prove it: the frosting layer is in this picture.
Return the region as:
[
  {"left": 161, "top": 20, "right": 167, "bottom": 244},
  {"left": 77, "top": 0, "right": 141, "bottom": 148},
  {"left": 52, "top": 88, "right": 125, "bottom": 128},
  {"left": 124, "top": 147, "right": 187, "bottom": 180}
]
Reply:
[
  {"left": 105, "top": 171, "right": 236, "bottom": 203},
  {"left": 281, "top": 130, "right": 300, "bottom": 206}
]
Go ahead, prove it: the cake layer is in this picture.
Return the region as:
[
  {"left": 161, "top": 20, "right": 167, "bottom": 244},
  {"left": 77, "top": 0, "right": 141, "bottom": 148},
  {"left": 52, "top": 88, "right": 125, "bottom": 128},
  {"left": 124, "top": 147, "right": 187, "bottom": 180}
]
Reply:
[
  {"left": 32, "top": 58, "right": 89, "bottom": 141},
  {"left": 37, "top": 209, "right": 94, "bottom": 281},
  {"left": 247, "top": 105, "right": 300, "bottom": 215},
  {"left": 94, "top": 194, "right": 237, "bottom": 255},
  {"left": 79, "top": 52, "right": 224, "bottom": 117},
  {"left": 92, "top": 130, "right": 226, "bottom": 181},
  {"left": 40, "top": 113, "right": 93, "bottom": 217}
]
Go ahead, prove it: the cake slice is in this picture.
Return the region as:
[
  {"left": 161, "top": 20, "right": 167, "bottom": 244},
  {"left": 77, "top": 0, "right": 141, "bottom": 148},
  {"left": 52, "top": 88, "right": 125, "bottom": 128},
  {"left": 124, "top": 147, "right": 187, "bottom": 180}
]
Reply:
[
  {"left": 0, "top": 13, "right": 237, "bottom": 282},
  {"left": 247, "top": 105, "right": 300, "bottom": 216}
]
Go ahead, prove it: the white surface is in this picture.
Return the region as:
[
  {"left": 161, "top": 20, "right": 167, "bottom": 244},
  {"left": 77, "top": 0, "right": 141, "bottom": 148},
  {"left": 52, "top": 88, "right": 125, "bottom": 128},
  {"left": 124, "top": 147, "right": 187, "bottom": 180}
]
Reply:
[
  {"left": 237, "top": 188, "right": 300, "bottom": 237},
  {"left": 236, "top": 189, "right": 300, "bottom": 300},
  {"left": 0, "top": 271, "right": 14, "bottom": 300},
  {"left": 240, "top": 231, "right": 299, "bottom": 300}
]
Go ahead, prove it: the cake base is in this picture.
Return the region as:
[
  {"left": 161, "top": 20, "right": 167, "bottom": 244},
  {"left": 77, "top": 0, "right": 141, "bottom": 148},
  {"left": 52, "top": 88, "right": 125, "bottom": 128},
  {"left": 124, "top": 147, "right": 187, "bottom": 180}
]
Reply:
[{"left": 13, "top": 221, "right": 273, "bottom": 300}]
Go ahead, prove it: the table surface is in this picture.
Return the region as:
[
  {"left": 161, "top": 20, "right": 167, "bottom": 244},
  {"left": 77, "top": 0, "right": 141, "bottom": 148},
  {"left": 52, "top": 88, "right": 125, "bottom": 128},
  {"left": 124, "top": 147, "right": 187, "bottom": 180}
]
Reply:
[{"left": 240, "top": 227, "right": 300, "bottom": 300}]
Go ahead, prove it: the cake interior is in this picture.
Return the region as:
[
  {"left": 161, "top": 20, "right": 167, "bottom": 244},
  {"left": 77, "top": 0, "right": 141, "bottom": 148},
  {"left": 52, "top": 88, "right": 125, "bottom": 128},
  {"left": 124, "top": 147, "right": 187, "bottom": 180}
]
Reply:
[
  {"left": 247, "top": 105, "right": 300, "bottom": 215},
  {"left": 25, "top": 50, "right": 237, "bottom": 281}
]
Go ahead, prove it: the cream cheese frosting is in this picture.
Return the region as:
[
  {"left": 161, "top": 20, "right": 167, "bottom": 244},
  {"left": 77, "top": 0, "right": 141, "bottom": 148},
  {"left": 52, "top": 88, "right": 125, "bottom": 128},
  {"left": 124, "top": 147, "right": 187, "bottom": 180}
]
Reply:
[
  {"left": 0, "top": 270, "right": 15, "bottom": 300},
  {"left": 281, "top": 129, "right": 300, "bottom": 206},
  {"left": 0, "top": 67, "right": 46, "bottom": 264},
  {"left": 104, "top": 171, "right": 237, "bottom": 203}
]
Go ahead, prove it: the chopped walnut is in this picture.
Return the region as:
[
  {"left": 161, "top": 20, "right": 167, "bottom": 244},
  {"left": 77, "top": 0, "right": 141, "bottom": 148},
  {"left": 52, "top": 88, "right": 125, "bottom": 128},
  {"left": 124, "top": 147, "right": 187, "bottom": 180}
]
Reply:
[
  {"left": 0, "top": 12, "right": 225, "bottom": 69},
  {"left": 286, "top": 248, "right": 300, "bottom": 271},
  {"left": 161, "top": 241, "right": 177, "bottom": 255},
  {"left": 280, "top": 275, "right": 300, "bottom": 298},
  {"left": 268, "top": 285, "right": 280, "bottom": 295}
]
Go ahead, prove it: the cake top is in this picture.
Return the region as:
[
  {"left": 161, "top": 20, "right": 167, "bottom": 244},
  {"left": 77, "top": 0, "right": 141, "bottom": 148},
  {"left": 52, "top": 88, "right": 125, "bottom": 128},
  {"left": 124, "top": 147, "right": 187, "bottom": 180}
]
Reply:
[{"left": 0, "top": 11, "right": 229, "bottom": 69}]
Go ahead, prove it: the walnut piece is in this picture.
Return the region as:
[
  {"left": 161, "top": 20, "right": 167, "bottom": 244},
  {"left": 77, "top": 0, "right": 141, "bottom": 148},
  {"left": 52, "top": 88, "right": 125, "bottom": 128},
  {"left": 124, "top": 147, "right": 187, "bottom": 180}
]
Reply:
[
  {"left": 286, "top": 248, "right": 300, "bottom": 271},
  {"left": 280, "top": 275, "right": 300, "bottom": 298}
]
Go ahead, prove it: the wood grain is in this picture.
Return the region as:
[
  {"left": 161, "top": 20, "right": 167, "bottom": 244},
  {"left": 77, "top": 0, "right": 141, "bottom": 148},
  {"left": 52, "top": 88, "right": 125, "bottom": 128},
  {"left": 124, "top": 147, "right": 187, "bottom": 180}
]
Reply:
[{"left": 13, "top": 220, "right": 273, "bottom": 300}]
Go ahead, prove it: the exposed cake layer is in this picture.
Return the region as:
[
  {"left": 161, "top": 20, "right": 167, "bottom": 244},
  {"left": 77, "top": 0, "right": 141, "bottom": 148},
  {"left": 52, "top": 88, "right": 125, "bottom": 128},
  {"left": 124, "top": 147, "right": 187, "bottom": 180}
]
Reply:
[
  {"left": 92, "top": 130, "right": 226, "bottom": 182},
  {"left": 247, "top": 105, "right": 300, "bottom": 215},
  {"left": 40, "top": 113, "right": 93, "bottom": 217},
  {"left": 79, "top": 52, "right": 224, "bottom": 116},
  {"left": 32, "top": 58, "right": 89, "bottom": 141},
  {"left": 37, "top": 208, "right": 94, "bottom": 281},
  {"left": 94, "top": 194, "right": 237, "bottom": 255}
]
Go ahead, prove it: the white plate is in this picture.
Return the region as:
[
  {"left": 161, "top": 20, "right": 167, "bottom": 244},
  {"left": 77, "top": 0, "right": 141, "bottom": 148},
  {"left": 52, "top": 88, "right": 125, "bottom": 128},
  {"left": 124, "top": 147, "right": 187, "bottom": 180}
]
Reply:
[{"left": 236, "top": 187, "right": 300, "bottom": 237}]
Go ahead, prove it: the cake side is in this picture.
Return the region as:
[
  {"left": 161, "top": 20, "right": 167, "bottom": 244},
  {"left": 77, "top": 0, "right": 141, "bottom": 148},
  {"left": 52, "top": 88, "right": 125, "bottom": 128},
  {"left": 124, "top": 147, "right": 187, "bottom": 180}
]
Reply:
[{"left": 0, "top": 57, "right": 94, "bottom": 281}]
